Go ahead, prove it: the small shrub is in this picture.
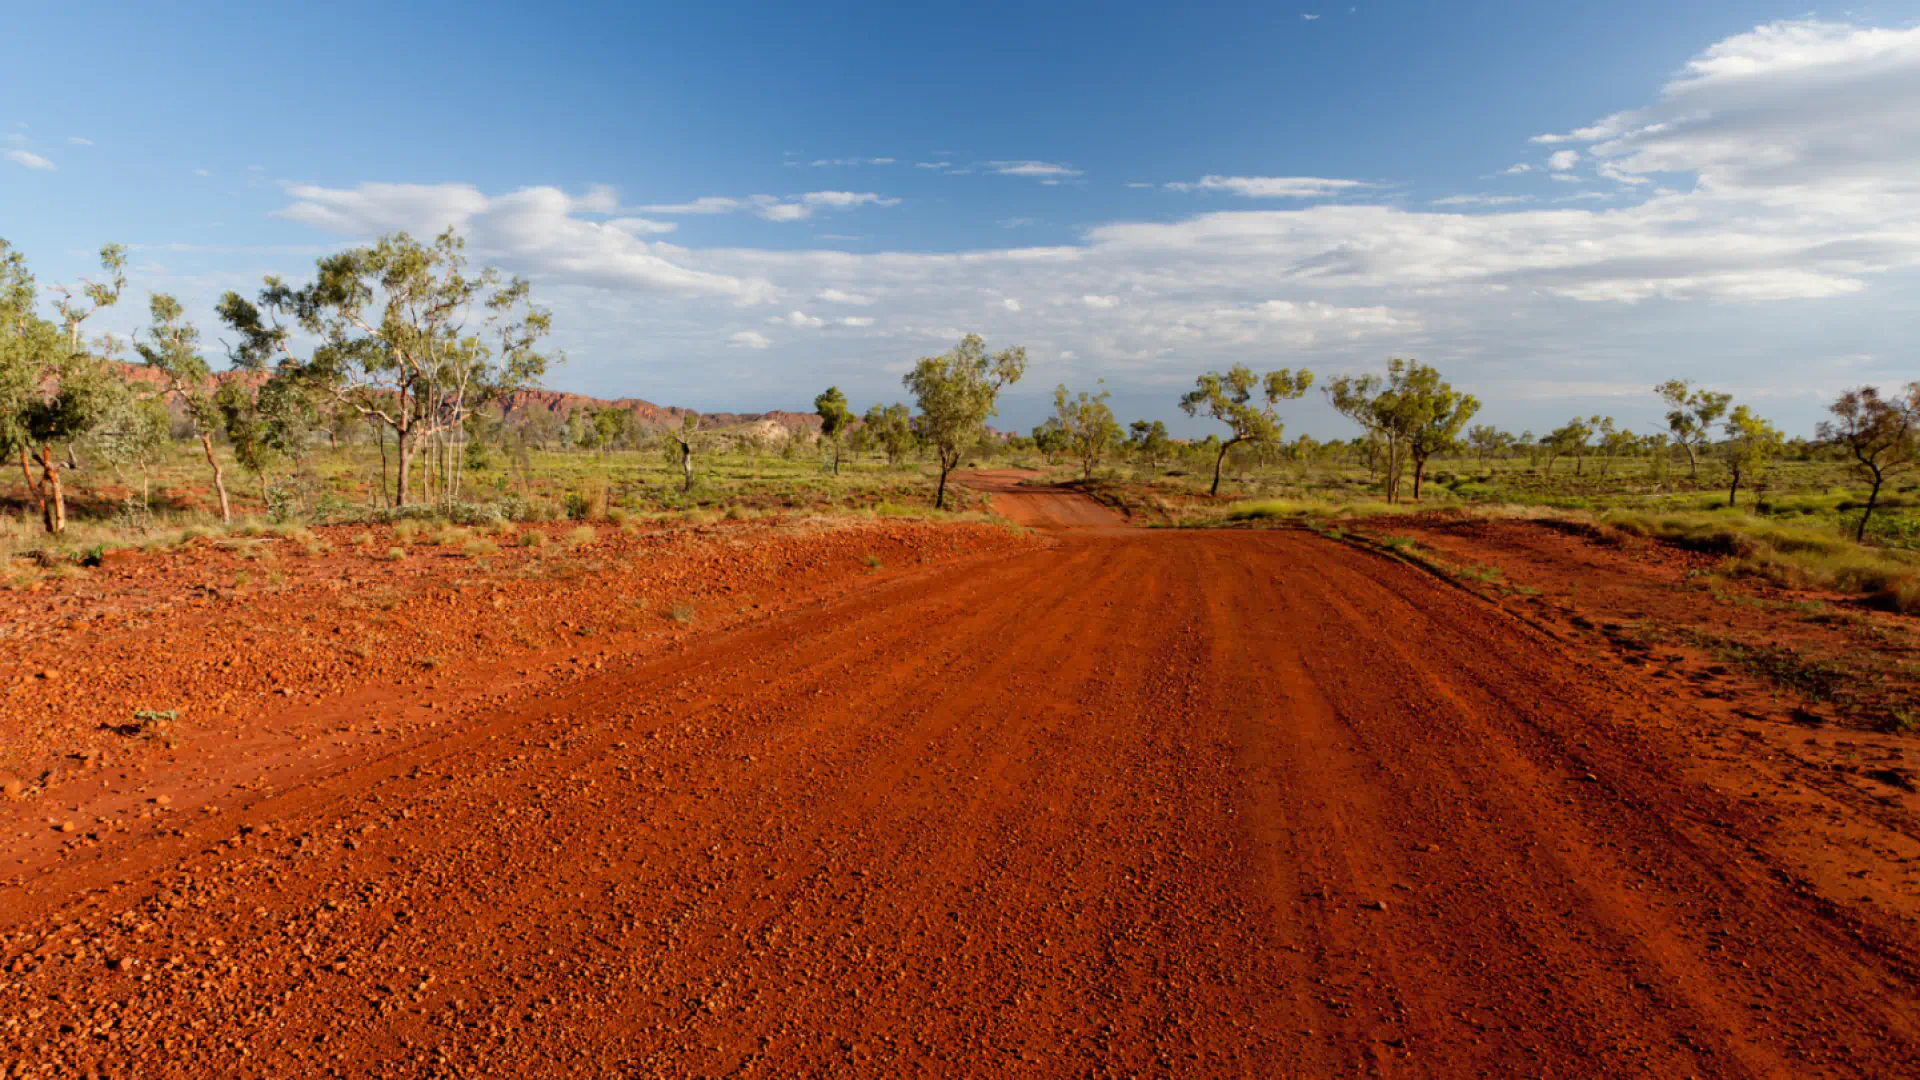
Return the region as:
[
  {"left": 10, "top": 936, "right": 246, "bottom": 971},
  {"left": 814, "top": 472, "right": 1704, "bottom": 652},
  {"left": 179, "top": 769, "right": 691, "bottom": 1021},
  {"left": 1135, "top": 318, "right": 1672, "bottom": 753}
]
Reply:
[
  {"left": 665, "top": 601, "right": 695, "bottom": 624},
  {"left": 462, "top": 537, "right": 500, "bottom": 558},
  {"left": 123, "top": 709, "right": 180, "bottom": 749},
  {"left": 567, "top": 526, "right": 597, "bottom": 549},
  {"left": 1869, "top": 574, "right": 1920, "bottom": 615},
  {"left": 446, "top": 502, "right": 506, "bottom": 527},
  {"left": 384, "top": 546, "right": 407, "bottom": 561},
  {"left": 519, "top": 530, "right": 550, "bottom": 549}
]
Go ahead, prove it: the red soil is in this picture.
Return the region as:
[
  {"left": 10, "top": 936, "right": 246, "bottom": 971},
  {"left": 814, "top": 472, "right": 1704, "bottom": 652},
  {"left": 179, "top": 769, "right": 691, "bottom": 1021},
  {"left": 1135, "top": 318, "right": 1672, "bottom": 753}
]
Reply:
[{"left": 2, "top": 488, "right": 1917, "bottom": 1077}]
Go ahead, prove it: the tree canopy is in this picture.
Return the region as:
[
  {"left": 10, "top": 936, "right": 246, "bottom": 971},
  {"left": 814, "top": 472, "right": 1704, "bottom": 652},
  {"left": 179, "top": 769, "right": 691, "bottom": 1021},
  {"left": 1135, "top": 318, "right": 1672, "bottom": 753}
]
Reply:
[
  {"left": 904, "top": 333, "right": 1026, "bottom": 509},
  {"left": 814, "top": 385, "right": 854, "bottom": 474},
  {"left": 1053, "top": 382, "right": 1123, "bottom": 480},
  {"left": 1181, "top": 364, "right": 1313, "bottom": 496}
]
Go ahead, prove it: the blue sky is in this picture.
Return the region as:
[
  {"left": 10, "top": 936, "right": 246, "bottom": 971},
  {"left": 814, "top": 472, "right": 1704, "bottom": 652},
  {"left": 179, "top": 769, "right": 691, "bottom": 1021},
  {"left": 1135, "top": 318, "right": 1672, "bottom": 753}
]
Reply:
[{"left": 5, "top": 1, "right": 1920, "bottom": 438}]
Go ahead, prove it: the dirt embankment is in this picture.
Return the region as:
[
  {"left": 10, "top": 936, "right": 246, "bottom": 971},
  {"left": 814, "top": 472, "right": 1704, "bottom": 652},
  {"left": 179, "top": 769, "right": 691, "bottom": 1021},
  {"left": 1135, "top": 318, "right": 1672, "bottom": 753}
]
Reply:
[{"left": 1, "top": 490, "right": 1918, "bottom": 1077}]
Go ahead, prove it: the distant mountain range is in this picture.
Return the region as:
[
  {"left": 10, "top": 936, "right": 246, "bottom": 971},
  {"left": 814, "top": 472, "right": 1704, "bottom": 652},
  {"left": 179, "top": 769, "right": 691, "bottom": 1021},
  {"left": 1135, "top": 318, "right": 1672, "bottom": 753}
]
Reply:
[
  {"left": 496, "top": 387, "right": 822, "bottom": 434},
  {"left": 118, "top": 363, "right": 824, "bottom": 434}
]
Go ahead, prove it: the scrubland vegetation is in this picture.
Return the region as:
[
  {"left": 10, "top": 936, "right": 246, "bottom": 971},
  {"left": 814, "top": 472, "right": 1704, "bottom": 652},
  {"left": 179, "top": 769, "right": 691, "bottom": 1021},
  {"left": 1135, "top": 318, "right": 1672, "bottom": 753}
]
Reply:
[{"left": 3, "top": 232, "right": 1917, "bottom": 614}]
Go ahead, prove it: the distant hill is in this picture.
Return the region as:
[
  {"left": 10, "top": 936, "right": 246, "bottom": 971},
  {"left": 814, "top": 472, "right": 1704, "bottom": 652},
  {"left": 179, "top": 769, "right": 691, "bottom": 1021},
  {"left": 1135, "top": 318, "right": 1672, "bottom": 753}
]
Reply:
[
  {"left": 496, "top": 387, "right": 822, "bottom": 434},
  {"left": 117, "top": 363, "right": 823, "bottom": 435}
]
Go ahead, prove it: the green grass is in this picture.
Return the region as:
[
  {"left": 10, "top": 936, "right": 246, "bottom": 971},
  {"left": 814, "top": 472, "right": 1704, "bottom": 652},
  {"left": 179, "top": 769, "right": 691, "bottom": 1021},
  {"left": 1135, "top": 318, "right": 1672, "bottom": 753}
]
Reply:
[{"left": 1603, "top": 511, "right": 1920, "bottom": 612}]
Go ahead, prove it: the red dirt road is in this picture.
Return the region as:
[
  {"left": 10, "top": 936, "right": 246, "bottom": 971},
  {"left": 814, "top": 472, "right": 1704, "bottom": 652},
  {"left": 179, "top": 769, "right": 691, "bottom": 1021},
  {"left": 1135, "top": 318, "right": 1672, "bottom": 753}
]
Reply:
[{"left": 3, "top": 482, "right": 1918, "bottom": 1077}]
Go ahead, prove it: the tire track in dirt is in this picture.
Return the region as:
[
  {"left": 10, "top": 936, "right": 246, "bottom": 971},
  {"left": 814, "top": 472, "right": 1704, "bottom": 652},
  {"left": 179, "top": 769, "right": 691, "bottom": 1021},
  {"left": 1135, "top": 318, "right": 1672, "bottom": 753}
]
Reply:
[{"left": 2, "top": 493, "right": 1917, "bottom": 1077}]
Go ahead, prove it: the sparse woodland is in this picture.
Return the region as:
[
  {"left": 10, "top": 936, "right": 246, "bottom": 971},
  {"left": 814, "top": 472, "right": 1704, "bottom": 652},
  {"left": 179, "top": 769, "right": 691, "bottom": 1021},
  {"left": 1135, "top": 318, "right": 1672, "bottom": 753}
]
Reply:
[{"left": 3, "top": 233, "right": 1917, "bottom": 608}]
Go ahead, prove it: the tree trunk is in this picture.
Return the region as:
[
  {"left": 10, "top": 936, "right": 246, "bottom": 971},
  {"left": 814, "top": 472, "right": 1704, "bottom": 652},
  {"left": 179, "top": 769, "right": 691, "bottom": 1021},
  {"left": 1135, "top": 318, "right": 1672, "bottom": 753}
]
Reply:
[
  {"left": 1412, "top": 457, "right": 1427, "bottom": 500},
  {"left": 37, "top": 444, "right": 65, "bottom": 534},
  {"left": 1685, "top": 443, "right": 1699, "bottom": 479},
  {"left": 679, "top": 442, "right": 694, "bottom": 493},
  {"left": 19, "top": 446, "right": 45, "bottom": 521},
  {"left": 1727, "top": 473, "right": 1740, "bottom": 507},
  {"left": 395, "top": 429, "right": 414, "bottom": 507},
  {"left": 1210, "top": 439, "right": 1236, "bottom": 498},
  {"left": 1857, "top": 476, "right": 1884, "bottom": 542},
  {"left": 375, "top": 426, "right": 390, "bottom": 507},
  {"left": 200, "top": 434, "right": 232, "bottom": 524},
  {"left": 934, "top": 454, "right": 951, "bottom": 510}
]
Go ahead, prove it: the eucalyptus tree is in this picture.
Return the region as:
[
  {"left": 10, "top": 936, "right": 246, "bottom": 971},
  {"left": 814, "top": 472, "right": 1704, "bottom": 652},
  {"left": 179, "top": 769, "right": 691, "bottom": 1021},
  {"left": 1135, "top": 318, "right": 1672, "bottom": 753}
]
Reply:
[
  {"left": 1544, "top": 416, "right": 1597, "bottom": 476},
  {"left": 1053, "top": 381, "right": 1124, "bottom": 480},
  {"left": 1031, "top": 419, "right": 1068, "bottom": 465},
  {"left": 1325, "top": 358, "right": 1471, "bottom": 503},
  {"left": 1182, "top": 363, "right": 1314, "bottom": 497},
  {"left": 1391, "top": 362, "right": 1480, "bottom": 500},
  {"left": 1128, "top": 419, "right": 1172, "bottom": 467},
  {"left": 862, "top": 402, "right": 914, "bottom": 466},
  {"left": 904, "top": 333, "right": 1026, "bottom": 509},
  {"left": 663, "top": 413, "right": 701, "bottom": 493},
  {"left": 1656, "top": 379, "right": 1732, "bottom": 480},
  {"left": 1722, "top": 405, "right": 1783, "bottom": 507},
  {"left": 86, "top": 387, "right": 171, "bottom": 514},
  {"left": 1466, "top": 424, "right": 1511, "bottom": 468},
  {"left": 1598, "top": 418, "right": 1637, "bottom": 474},
  {"left": 219, "top": 229, "right": 554, "bottom": 508},
  {"left": 0, "top": 240, "right": 126, "bottom": 533},
  {"left": 1817, "top": 385, "right": 1919, "bottom": 539},
  {"left": 814, "top": 385, "right": 854, "bottom": 474},
  {"left": 137, "top": 293, "right": 233, "bottom": 521}
]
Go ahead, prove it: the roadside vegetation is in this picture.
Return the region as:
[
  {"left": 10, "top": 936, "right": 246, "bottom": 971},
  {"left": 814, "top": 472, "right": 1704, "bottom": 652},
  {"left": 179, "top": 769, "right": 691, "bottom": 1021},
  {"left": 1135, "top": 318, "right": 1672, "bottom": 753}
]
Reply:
[{"left": 3, "top": 232, "right": 1917, "bottom": 617}]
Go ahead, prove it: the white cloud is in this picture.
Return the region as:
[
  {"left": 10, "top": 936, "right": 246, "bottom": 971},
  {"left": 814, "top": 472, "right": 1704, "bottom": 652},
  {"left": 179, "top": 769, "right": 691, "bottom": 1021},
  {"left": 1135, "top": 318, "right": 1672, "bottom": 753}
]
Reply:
[
  {"left": 637, "top": 195, "right": 747, "bottom": 215},
  {"left": 1081, "top": 294, "right": 1121, "bottom": 309},
  {"left": 802, "top": 191, "right": 899, "bottom": 209},
  {"left": 914, "top": 161, "right": 951, "bottom": 170},
  {"left": 1000, "top": 217, "right": 1035, "bottom": 228},
  {"left": 1002, "top": 298, "right": 1022, "bottom": 312},
  {"left": 817, "top": 288, "right": 874, "bottom": 305},
  {"left": 6, "top": 150, "right": 53, "bottom": 170},
  {"left": 638, "top": 190, "right": 897, "bottom": 222},
  {"left": 804, "top": 157, "right": 895, "bottom": 167},
  {"left": 729, "top": 330, "right": 771, "bottom": 349},
  {"left": 775, "top": 310, "right": 826, "bottom": 328},
  {"left": 840, "top": 316, "right": 875, "bottom": 327},
  {"left": 1431, "top": 194, "right": 1533, "bottom": 207},
  {"left": 276, "top": 182, "right": 765, "bottom": 299},
  {"left": 1547, "top": 150, "right": 1580, "bottom": 171},
  {"left": 1165, "top": 175, "right": 1370, "bottom": 198},
  {"left": 606, "top": 217, "right": 678, "bottom": 235},
  {"left": 67, "top": 136, "right": 91, "bottom": 146},
  {"left": 1535, "top": 20, "right": 1920, "bottom": 200},
  {"left": 1501, "top": 163, "right": 1534, "bottom": 175},
  {"left": 988, "top": 161, "right": 1083, "bottom": 179},
  {"left": 194, "top": 168, "right": 212, "bottom": 177}
]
